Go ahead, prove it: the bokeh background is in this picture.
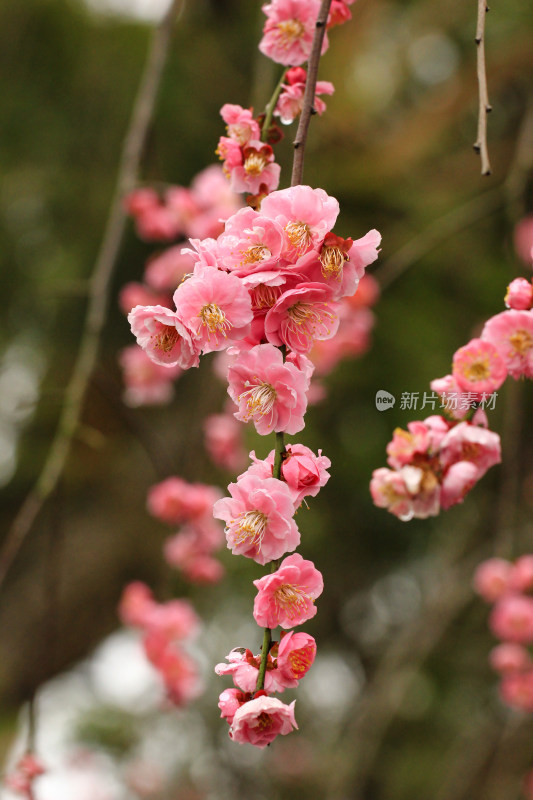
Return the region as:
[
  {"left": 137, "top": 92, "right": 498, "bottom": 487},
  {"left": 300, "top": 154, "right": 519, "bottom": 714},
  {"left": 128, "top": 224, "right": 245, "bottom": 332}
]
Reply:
[{"left": 1, "top": 0, "right": 533, "bottom": 798}]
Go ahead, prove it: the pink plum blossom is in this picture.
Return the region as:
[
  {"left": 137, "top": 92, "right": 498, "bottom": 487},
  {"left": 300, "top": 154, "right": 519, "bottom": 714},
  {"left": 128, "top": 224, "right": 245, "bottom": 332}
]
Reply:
[
  {"left": 215, "top": 647, "right": 285, "bottom": 693},
  {"left": 218, "top": 688, "right": 250, "bottom": 725},
  {"left": 119, "top": 581, "right": 156, "bottom": 628},
  {"left": 144, "top": 245, "right": 195, "bottom": 292},
  {"left": 482, "top": 309, "right": 533, "bottom": 379},
  {"left": 128, "top": 304, "right": 199, "bottom": 368},
  {"left": 253, "top": 553, "right": 324, "bottom": 629},
  {"left": 173, "top": 267, "right": 253, "bottom": 353},
  {"left": 430, "top": 374, "right": 469, "bottom": 420},
  {"left": 274, "top": 67, "right": 334, "bottom": 124},
  {"left": 220, "top": 104, "right": 261, "bottom": 145},
  {"left": 227, "top": 343, "right": 310, "bottom": 435},
  {"left": 275, "top": 630, "right": 316, "bottom": 684},
  {"left": 452, "top": 338, "right": 507, "bottom": 398},
  {"left": 505, "top": 278, "right": 533, "bottom": 310},
  {"left": 147, "top": 477, "right": 221, "bottom": 525},
  {"left": 440, "top": 461, "right": 479, "bottom": 510},
  {"left": 327, "top": 0, "right": 354, "bottom": 28},
  {"left": 228, "top": 142, "right": 281, "bottom": 195},
  {"left": 438, "top": 422, "right": 501, "bottom": 479},
  {"left": 500, "top": 669, "right": 533, "bottom": 712},
  {"left": 204, "top": 413, "right": 248, "bottom": 472},
  {"left": 370, "top": 465, "right": 440, "bottom": 521},
  {"left": 260, "top": 185, "right": 339, "bottom": 259},
  {"left": 259, "top": 0, "right": 328, "bottom": 67},
  {"left": 213, "top": 473, "right": 299, "bottom": 565},
  {"left": 230, "top": 694, "right": 298, "bottom": 747},
  {"left": 154, "top": 645, "right": 203, "bottom": 707},
  {"left": 119, "top": 345, "right": 182, "bottom": 407},
  {"left": 489, "top": 643, "right": 531, "bottom": 674},
  {"left": 216, "top": 207, "right": 285, "bottom": 274},
  {"left": 489, "top": 594, "right": 533, "bottom": 643},
  {"left": 510, "top": 555, "right": 533, "bottom": 593},
  {"left": 473, "top": 558, "right": 514, "bottom": 603},
  {"left": 118, "top": 282, "right": 170, "bottom": 315},
  {"left": 265, "top": 282, "right": 340, "bottom": 353},
  {"left": 244, "top": 444, "right": 331, "bottom": 507}
]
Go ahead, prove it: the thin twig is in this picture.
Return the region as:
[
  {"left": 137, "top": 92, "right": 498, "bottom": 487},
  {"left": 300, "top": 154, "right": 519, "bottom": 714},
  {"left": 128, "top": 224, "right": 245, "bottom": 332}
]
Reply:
[
  {"left": 0, "top": 0, "right": 184, "bottom": 592},
  {"left": 291, "top": 0, "right": 333, "bottom": 187},
  {"left": 473, "top": 0, "right": 492, "bottom": 176}
]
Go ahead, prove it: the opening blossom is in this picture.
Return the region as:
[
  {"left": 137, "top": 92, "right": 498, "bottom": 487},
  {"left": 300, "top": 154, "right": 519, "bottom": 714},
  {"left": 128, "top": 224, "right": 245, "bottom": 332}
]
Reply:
[
  {"left": 253, "top": 553, "right": 324, "bottom": 629},
  {"left": 259, "top": 0, "right": 328, "bottom": 67},
  {"left": 274, "top": 67, "right": 334, "bottom": 125},
  {"left": 229, "top": 694, "right": 298, "bottom": 748},
  {"left": 213, "top": 473, "right": 300, "bottom": 565},
  {"left": 128, "top": 305, "right": 200, "bottom": 368}
]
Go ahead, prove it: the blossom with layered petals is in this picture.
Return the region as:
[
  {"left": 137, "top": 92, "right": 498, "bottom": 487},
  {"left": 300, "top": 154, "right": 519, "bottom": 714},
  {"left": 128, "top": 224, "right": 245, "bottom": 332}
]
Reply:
[
  {"left": 370, "top": 465, "right": 440, "bottom": 521},
  {"left": 218, "top": 688, "right": 250, "bottom": 725},
  {"left": 260, "top": 185, "right": 339, "bottom": 259},
  {"left": 265, "top": 282, "right": 340, "bottom": 353},
  {"left": 213, "top": 473, "right": 299, "bottom": 565},
  {"left": 128, "top": 304, "right": 199, "bottom": 368},
  {"left": 275, "top": 67, "right": 334, "bottom": 124},
  {"left": 216, "top": 207, "right": 285, "bottom": 274},
  {"left": 227, "top": 343, "right": 310, "bottom": 435},
  {"left": 229, "top": 142, "right": 281, "bottom": 195},
  {"left": 259, "top": 0, "right": 327, "bottom": 67},
  {"left": 253, "top": 553, "right": 324, "bottom": 629},
  {"left": 452, "top": 338, "right": 507, "bottom": 398},
  {"left": 173, "top": 267, "right": 253, "bottom": 353},
  {"left": 230, "top": 695, "right": 298, "bottom": 747},
  {"left": 438, "top": 422, "right": 501, "bottom": 479},
  {"left": 482, "top": 309, "right": 533, "bottom": 379},
  {"left": 244, "top": 444, "right": 331, "bottom": 507},
  {"left": 220, "top": 104, "right": 261, "bottom": 146}
]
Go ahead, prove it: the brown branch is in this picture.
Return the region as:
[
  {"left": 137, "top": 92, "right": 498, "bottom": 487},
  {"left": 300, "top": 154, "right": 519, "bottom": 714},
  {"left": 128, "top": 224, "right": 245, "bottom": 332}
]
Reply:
[
  {"left": 291, "top": 0, "right": 333, "bottom": 187},
  {"left": 473, "top": 0, "right": 492, "bottom": 176},
  {"left": 0, "top": 0, "right": 184, "bottom": 592}
]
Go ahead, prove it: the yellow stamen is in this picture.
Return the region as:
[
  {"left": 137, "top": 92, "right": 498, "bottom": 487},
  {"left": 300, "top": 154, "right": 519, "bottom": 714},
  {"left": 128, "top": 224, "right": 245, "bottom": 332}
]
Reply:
[
  {"left": 199, "top": 303, "right": 231, "bottom": 336},
  {"left": 239, "top": 381, "right": 277, "bottom": 421},
  {"left": 252, "top": 284, "right": 279, "bottom": 310},
  {"left": 277, "top": 18, "right": 304, "bottom": 44},
  {"left": 286, "top": 302, "right": 335, "bottom": 342},
  {"left": 152, "top": 327, "right": 180, "bottom": 353},
  {"left": 319, "top": 245, "right": 346, "bottom": 279},
  {"left": 232, "top": 510, "right": 268, "bottom": 548},
  {"left": 241, "top": 244, "right": 271, "bottom": 265},
  {"left": 462, "top": 357, "right": 490, "bottom": 381},
  {"left": 510, "top": 329, "right": 533, "bottom": 355},
  {"left": 244, "top": 151, "right": 268, "bottom": 176},
  {"left": 275, "top": 584, "right": 311, "bottom": 620},
  {"left": 285, "top": 220, "right": 312, "bottom": 253}
]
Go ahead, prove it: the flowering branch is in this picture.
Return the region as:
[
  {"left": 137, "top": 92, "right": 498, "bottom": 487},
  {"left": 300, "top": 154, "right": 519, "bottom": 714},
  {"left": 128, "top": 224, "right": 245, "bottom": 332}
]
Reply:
[
  {"left": 0, "top": 0, "right": 183, "bottom": 591},
  {"left": 473, "top": 0, "right": 492, "bottom": 176},
  {"left": 291, "top": 0, "right": 333, "bottom": 186}
]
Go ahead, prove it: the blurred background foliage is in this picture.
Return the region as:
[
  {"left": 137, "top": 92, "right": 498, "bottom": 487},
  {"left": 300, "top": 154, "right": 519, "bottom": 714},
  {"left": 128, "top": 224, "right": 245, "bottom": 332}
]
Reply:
[{"left": 1, "top": 0, "right": 533, "bottom": 798}]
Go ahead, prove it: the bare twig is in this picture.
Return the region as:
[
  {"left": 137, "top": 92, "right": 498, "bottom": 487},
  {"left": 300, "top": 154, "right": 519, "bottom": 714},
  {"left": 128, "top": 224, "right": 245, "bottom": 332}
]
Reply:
[
  {"left": 0, "top": 0, "right": 184, "bottom": 592},
  {"left": 291, "top": 0, "right": 333, "bottom": 186},
  {"left": 473, "top": 0, "right": 492, "bottom": 176}
]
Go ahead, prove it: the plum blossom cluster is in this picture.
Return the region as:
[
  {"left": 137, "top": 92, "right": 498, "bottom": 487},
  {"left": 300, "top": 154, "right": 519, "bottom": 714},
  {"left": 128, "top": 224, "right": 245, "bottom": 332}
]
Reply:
[
  {"left": 119, "top": 581, "right": 202, "bottom": 706},
  {"left": 474, "top": 555, "right": 533, "bottom": 714},
  {"left": 3, "top": 753, "right": 45, "bottom": 799},
  {"left": 127, "top": 180, "right": 380, "bottom": 744},
  {"left": 118, "top": 165, "right": 242, "bottom": 406},
  {"left": 148, "top": 477, "right": 225, "bottom": 585},
  {"left": 372, "top": 272, "right": 533, "bottom": 520}
]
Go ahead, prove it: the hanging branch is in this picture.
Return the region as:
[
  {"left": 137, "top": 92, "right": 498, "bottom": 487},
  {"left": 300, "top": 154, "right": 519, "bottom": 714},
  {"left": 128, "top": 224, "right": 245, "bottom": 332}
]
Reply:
[
  {"left": 473, "top": 0, "right": 492, "bottom": 176},
  {"left": 291, "top": 0, "right": 333, "bottom": 187},
  {"left": 0, "top": 0, "right": 184, "bottom": 592}
]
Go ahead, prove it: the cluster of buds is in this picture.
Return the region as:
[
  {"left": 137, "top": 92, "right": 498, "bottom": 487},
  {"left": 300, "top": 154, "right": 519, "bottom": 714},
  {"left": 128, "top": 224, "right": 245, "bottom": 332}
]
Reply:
[
  {"left": 148, "top": 477, "right": 225, "bottom": 585},
  {"left": 372, "top": 270, "right": 533, "bottom": 519},
  {"left": 119, "top": 582, "right": 202, "bottom": 706},
  {"left": 4, "top": 753, "right": 45, "bottom": 798},
  {"left": 474, "top": 556, "right": 533, "bottom": 713}
]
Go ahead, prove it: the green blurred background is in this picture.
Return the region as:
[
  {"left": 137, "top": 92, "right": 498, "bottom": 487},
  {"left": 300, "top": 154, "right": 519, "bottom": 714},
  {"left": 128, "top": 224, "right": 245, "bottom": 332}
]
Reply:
[{"left": 1, "top": 0, "right": 533, "bottom": 798}]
